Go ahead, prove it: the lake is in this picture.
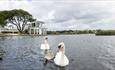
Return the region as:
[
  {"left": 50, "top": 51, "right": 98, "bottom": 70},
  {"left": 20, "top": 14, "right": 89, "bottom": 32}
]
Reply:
[{"left": 0, "top": 35, "right": 115, "bottom": 70}]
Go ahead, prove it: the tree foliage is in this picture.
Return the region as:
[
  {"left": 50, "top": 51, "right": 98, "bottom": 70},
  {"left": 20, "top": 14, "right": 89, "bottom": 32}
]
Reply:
[
  {"left": 0, "top": 11, "right": 9, "bottom": 27},
  {"left": 0, "top": 9, "right": 35, "bottom": 33}
]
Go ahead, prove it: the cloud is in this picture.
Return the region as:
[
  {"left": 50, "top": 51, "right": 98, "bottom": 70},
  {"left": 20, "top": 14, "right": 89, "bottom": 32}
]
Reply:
[{"left": 0, "top": 0, "right": 115, "bottom": 30}]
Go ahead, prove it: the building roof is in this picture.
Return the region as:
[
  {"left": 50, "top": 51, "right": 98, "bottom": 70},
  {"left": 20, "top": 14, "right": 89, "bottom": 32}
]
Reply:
[
  {"left": 31, "top": 21, "right": 44, "bottom": 24},
  {"left": 27, "top": 20, "right": 44, "bottom": 25}
]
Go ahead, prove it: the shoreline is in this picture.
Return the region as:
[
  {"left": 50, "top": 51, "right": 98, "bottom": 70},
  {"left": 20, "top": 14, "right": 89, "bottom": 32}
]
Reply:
[
  {"left": 0, "top": 33, "right": 115, "bottom": 36},
  {"left": 0, "top": 33, "right": 46, "bottom": 36}
]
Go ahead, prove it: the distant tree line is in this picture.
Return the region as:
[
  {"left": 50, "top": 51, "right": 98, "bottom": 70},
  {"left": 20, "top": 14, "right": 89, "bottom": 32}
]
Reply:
[
  {"left": 95, "top": 30, "right": 115, "bottom": 35},
  {"left": 47, "top": 30, "right": 96, "bottom": 35},
  {"left": 47, "top": 29, "right": 115, "bottom": 35}
]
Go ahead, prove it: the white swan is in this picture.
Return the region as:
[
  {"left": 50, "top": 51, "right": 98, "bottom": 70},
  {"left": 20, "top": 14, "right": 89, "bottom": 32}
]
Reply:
[
  {"left": 54, "top": 42, "right": 69, "bottom": 66},
  {"left": 40, "top": 37, "right": 50, "bottom": 50},
  {"left": 44, "top": 50, "right": 54, "bottom": 60}
]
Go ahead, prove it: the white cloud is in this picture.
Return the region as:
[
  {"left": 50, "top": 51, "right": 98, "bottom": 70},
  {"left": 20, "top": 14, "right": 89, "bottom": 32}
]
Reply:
[{"left": 0, "top": 0, "right": 115, "bottom": 30}]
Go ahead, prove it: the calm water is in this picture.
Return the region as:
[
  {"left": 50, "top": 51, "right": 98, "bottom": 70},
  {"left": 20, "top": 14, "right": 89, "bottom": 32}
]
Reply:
[{"left": 0, "top": 35, "right": 115, "bottom": 70}]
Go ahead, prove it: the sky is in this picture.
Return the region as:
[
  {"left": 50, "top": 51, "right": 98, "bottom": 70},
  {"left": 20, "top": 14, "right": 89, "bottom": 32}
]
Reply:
[{"left": 0, "top": 0, "right": 115, "bottom": 31}]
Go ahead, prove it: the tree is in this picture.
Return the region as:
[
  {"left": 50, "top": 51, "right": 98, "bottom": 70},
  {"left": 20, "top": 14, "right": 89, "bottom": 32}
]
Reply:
[
  {"left": 0, "top": 11, "right": 9, "bottom": 27},
  {"left": 0, "top": 9, "right": 35, "bottom": 33}
]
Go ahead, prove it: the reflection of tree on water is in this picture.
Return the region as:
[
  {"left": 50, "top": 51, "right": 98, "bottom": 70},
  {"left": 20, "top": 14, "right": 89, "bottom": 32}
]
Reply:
[
  {"left": 0, "top": 47, "right": 5, "bottom": 60},
  {"left": 0, "top": 37, "right": 7, "bottom": 41},
  {"left": 0, "top": 36, "right": 21, "bottom": 40}
]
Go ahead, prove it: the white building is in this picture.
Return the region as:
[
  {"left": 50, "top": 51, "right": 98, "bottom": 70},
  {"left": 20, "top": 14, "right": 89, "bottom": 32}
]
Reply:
[
  {"left": 28, "top": 21, "right": 47, "bottom": 35},
  {"left": 0, "top": 21, "right": 47, "bottom": 35}
]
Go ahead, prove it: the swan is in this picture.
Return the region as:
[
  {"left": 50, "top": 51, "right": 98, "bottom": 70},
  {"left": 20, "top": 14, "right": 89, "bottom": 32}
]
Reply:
[
  {"left": 40, "top": 37, "right": 50, "bottom": 50},
  {"left": 54, "top": 42, "right": 69, "bottom": 66},
  {"left": 43, "top": 49, "right": 54, "bottom": 65},
  {"left": 44, "top": 50, "right": 54, "bottom": 60}
]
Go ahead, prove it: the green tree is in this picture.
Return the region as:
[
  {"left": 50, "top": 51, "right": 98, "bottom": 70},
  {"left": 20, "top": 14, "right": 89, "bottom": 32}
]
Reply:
[
  {"left": 0, "top": 9, "right": 35, "bottom": 33},
  {"left": 0, "top": 11, "right": 9, "bottom": 27}
]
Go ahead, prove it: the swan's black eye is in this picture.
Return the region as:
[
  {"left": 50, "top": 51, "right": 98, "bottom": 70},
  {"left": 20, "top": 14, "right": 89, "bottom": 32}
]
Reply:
[
  {"left": 58, "top": 45, "right": 61, "bottom": 49},
  {"left": 45, "top": 37, "right": 48, "bottom": 40}
]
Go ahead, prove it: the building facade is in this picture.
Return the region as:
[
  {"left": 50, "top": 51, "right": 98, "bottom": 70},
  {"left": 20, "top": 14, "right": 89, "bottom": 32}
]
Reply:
[{"left": 28, "top": 21, "right": 47, "bottom": 35}]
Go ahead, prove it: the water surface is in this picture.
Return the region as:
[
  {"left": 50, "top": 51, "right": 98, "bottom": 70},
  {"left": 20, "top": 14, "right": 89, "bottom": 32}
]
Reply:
[{"left": 0, "top": 35, "right": 115, "bottom": 70}]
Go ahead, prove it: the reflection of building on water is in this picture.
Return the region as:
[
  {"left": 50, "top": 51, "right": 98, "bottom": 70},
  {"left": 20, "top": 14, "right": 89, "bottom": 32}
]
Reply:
[{"left": 28, "top": 21, "right": 47, "bottom": 35}]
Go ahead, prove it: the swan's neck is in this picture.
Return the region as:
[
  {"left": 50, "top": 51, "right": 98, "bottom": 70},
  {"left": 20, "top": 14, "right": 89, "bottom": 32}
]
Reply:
[
  {"left": 59, "top": 49, "right": 65, "bottom": 54},
  {"left": 45, "top": 40, "right": 48, "bottom": 44}
]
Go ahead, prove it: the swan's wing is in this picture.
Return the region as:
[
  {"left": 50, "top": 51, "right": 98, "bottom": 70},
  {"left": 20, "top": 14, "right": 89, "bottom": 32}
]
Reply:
[
  {"left": 40, "top": 44, "right": 50, "bottom": 50},
  {"left": 44, "top": 50, "right": 54, "bottom": 60},
  {"left": 54, "top": 52, "right": 69, "bottom": 66}
]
